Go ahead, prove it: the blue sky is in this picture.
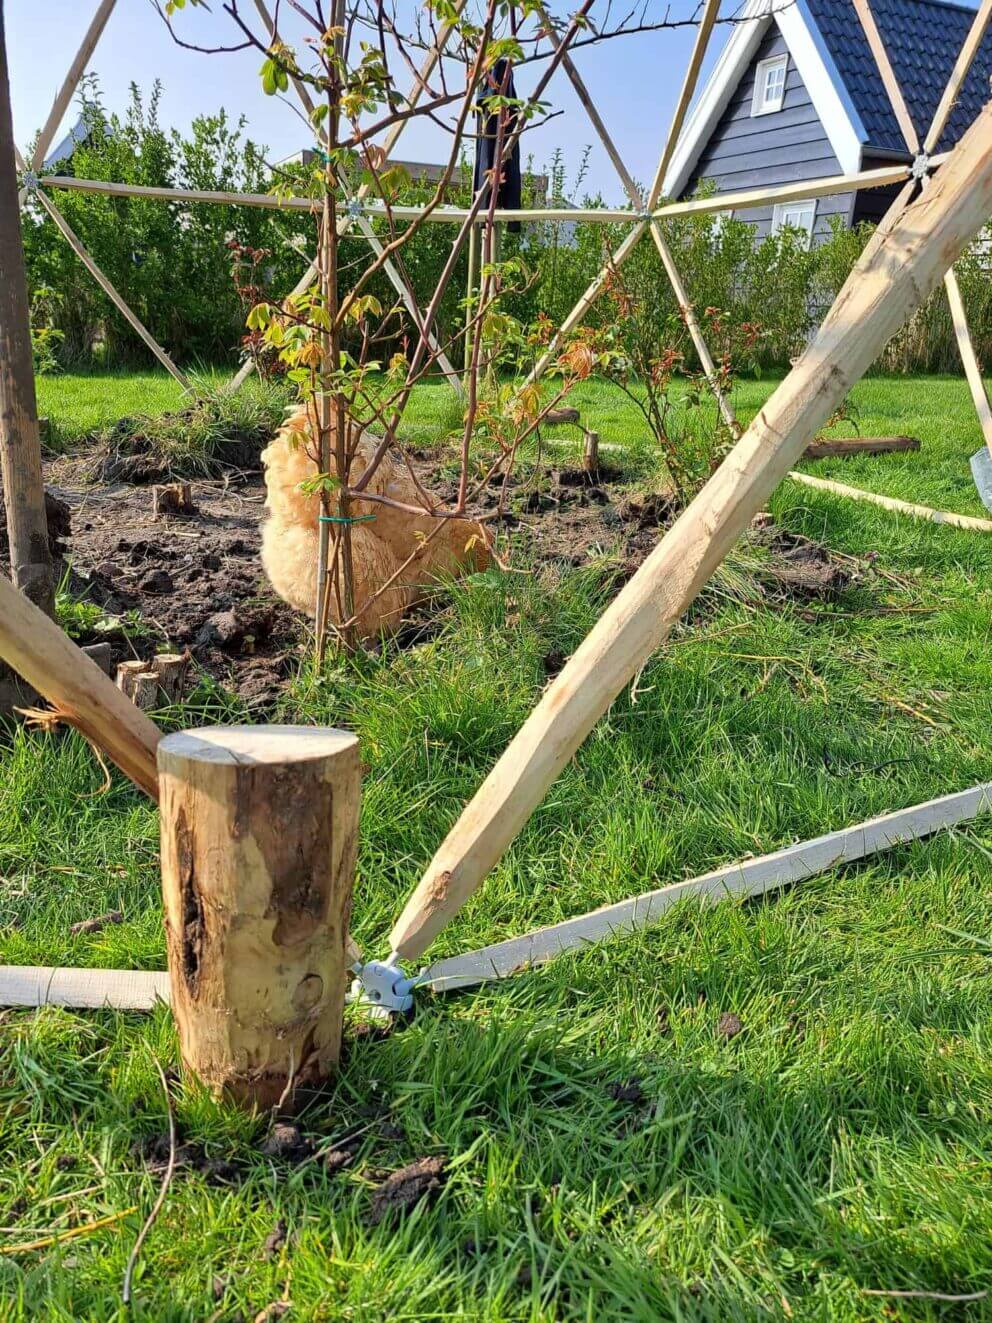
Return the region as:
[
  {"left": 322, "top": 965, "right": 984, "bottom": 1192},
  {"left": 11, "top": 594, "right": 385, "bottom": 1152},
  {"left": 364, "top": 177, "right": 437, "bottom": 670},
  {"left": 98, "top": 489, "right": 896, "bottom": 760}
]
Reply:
[{"left": 8, "top": 1, "right": 723, "bottom": 204}]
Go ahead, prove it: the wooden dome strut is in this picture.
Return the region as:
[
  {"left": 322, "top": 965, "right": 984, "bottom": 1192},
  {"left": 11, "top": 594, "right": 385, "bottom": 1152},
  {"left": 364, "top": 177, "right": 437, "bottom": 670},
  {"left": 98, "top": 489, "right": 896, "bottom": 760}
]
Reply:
[{"left": 3, "top": 3, "right": 992, "bottom": 1089}]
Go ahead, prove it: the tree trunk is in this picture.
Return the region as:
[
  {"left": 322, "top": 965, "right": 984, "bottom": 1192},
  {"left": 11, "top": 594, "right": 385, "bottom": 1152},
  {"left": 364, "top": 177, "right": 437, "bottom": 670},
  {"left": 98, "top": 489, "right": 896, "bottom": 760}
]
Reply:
[
  {"left": 157, "top": 724, "right": 360, "bottom": 1108},
  {"left": 0, "top": 1, "right": 54, "bottom": 617}
]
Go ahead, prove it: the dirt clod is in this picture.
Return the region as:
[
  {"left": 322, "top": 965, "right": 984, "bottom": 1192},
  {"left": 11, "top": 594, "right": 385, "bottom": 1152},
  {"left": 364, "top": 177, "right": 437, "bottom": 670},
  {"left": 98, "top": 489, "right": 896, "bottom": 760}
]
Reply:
[
  {"left": 260, "top": 1123, "right": 312, "bottom": 1162},
  {"left": 608, "top": 1078, "right": 644, "bottom": 1105},
  {"left": 139, "top": 568, "right": 175, "bottom": 595},
  {"left": 262, "top": 1218, "right": 288, "bottom": 1259},
  {"left": 368, "top": 1155, "right": 446, "bottom": 1225},
  {"left": 717, "top": 1012, "right": 743, "bottom": 1040},
  {"left": 324, "top": 1147, "right": 355, "bottom": 1176}
]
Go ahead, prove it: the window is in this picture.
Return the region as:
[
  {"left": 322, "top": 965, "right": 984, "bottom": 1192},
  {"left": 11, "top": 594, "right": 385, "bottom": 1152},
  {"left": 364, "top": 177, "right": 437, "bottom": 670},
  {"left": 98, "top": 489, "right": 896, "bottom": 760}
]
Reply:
[
  {"left": 751, "top": 54, "right": 788, "bottom": 116},
  {"left": 771, "top": 199, "right": 817, "bottom": 246}
]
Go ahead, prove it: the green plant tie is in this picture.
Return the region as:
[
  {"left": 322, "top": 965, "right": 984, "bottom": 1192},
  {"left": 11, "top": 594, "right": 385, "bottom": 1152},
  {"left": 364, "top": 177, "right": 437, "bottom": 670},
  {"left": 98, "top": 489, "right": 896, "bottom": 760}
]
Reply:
[{"left": 318, "top": 513, "right": 377, "bottom": 525}]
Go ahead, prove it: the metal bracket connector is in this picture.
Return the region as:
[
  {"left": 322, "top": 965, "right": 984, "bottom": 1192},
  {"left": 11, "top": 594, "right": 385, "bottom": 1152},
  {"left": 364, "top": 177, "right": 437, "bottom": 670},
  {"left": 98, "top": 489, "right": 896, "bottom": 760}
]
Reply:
[
  {"left": 911, "top": 153, "right": 931, "bottom": 180},
  {"left": 22, "top": 170, "right": 39, "bottom": 193},
  {"left": 349, "top": 957, "right": 420, "bottom": 1017},
  {"left": 346, "top": 196, "right": 364, "bottom": 220}
]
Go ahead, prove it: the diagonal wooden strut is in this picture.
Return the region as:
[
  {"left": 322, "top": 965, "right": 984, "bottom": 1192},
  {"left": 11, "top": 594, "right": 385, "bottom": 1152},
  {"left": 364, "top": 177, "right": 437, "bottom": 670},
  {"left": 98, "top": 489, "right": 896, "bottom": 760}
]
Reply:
[
  {"left": 524, "top": 0, "right": 738, "bottom": 421},
  {"left": 31, "top": 0, "right": 118, "bottom": 172},
  {"left": 534, "top": 0, "right": 737, "bottom": 431},
  {"left": 387, "top": 100, "right": 992, "bottom": 963},
  {"left": 421, "top": 781, "right": 992, "bottom": 991},
  {"left": 852, "top": 0, "right": 920, "bottom": 155},
  {"left": 925, "top": 0, "right": 992, "bottom": 155}
]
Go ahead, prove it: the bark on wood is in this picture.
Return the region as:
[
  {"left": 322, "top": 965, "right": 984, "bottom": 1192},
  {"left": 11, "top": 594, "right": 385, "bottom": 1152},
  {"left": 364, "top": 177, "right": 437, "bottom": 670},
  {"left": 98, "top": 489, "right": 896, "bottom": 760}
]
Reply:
[
  {"left": 0, "top": 8, "right": 54, "bottom": 617},
  {"left": 157, "top": 725, "right": 360, "bottom": 1107},
  {"left": 803, "top": 436, "right": 920, "bottom": 459},
  {"left": 151, "top": 653, "right": 188, "bottom": 703},
  {"left": 388, "top": 100, "right": 992, "bottom": 962},
  {"left": 582, "top": 430, "right": 601, "bottom": 473},
  {"left": 0, "top": 572, "right": 160, "bottom": 797}
]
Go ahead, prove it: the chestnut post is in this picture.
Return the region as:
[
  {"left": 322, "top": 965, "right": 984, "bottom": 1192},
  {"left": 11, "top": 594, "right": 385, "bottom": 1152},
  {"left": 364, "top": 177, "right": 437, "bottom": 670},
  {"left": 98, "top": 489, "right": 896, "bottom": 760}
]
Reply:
[{"left": 157, "top": 725, "right": 360, "bottom": 1108}]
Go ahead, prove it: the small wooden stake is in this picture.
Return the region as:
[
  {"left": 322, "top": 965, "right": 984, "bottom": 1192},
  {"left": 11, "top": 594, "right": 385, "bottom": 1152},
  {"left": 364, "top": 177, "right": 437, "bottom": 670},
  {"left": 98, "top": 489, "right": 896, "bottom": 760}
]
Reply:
[
  {"left": 582, "top": 430, "right": 600, "bottom": 474},
  {"left": 157, "top": 725, "right": 360, "bottom": 1108}
]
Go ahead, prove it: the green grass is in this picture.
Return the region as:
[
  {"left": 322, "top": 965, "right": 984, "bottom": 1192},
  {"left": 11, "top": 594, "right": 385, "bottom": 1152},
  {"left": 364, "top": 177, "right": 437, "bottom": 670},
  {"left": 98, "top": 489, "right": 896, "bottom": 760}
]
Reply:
[
  {"left": 36, "top": 369, "right": 187, "bottom": 448},
  {"left": 3, "top": 373, "right": 992, "bottom": 1318}
]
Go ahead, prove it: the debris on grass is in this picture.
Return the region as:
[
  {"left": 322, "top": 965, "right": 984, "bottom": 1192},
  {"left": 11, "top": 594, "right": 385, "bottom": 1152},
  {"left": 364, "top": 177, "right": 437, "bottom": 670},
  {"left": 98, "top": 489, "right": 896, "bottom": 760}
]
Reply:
[
  {"left": 717, "top": 1012, "right": 743, "bottom": 1040},
  {"left": 608, "top": 1078, "right": 644, "bottom": 1105},
  {"left": 262, "top": 1218, "right": 288, "bottom": 1260},
  {"left": 260, "top": 1124, "right": 313, "bottom": 1162},
  {"left": 367, "top": 1156, "right": 446, "bottom": 1226},
  {"left": 69, "top": 911, "right": 124, "bottom": 937}
]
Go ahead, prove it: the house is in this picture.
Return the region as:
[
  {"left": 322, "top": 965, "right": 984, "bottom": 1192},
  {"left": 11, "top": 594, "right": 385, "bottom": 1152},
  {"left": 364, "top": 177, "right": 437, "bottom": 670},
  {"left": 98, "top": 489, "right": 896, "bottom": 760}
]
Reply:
[{"left": 663, "top": 0, "right": 992, "bottom": 245}]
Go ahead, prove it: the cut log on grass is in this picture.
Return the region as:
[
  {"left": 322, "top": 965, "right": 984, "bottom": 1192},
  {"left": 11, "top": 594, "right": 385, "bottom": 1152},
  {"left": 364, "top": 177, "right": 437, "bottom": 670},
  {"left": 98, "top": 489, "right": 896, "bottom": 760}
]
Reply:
[
  {"left": 545, "top": 408, "right": 581, "bottom": 426},
  {"left": 804, "top": 436, "right": 920, "bottom": 459},
  {"left": 788, "top": 471, "right": 992, "bottom": 533},
  {"left": 158, "top": 726, "right": 360, "bottom": 1107},
  {"left": 421, "top": 781, "right": 992, "bottom": 991},
  {"left": 388, "top": 100, "right": 992, "bottom": 963}
]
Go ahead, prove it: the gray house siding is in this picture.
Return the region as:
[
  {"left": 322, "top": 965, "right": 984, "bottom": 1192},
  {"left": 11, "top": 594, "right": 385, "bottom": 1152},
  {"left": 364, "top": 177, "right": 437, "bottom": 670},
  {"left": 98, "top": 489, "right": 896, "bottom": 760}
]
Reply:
[
  {"left": 851, "top": 155, "right": 905, "bottom": 226},
  {"left": 683, "top": 29, "right": 854, "bottom": 243}
]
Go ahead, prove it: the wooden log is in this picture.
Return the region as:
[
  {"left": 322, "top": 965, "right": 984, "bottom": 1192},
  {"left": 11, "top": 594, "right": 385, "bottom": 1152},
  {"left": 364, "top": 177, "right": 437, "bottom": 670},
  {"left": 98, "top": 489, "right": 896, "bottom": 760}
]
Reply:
[
  {"left": 387, "top": 100, "right": 992, "bottom": 962},
  {"left": 116, "top": 659, "right": 149, "bottom": 698},
  {"left": 0, "top": 12, "right": 54, "bottom": 618},
  {"left": 582, "top": 430, "right": 600, "bottom": 474},
  {"left": 157, "top": 725, "right": 360, "bottom": 1107},
  {"left": 421, "top": 781, "right": 992, "bottom": 991},
  {"left": 546, "top": 407, "right": 581, "bottom": 426},
  {"left": 787, "top": 471, "right": 992, "bottom": 532},
  {"left": 130, "top": 672, "right": 160, "bottom": 712},
  {"left": 0, "top": 572, "right": 160, "bottom": 798},
  {"left": 151, "top": 653, "right": 188, "bottom": 703},
  {"left": 803, "top": 436, "right": 920, "bottom": 459},
  {"left": 152, "top": 482, "right": 195, "bottom": 517}
]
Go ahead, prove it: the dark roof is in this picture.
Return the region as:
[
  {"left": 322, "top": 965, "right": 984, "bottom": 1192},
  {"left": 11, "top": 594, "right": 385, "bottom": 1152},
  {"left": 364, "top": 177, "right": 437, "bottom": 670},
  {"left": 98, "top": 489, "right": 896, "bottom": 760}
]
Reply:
[{"left": 804, "top": 0, "right": 992, "bottom": 154}]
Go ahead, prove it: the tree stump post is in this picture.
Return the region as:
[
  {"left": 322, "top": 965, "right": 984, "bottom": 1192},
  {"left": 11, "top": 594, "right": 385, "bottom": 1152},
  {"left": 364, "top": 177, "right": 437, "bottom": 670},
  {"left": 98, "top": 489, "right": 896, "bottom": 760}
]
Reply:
[{"left": 157, "top": 725, "right": 360, "bottom": 1108}]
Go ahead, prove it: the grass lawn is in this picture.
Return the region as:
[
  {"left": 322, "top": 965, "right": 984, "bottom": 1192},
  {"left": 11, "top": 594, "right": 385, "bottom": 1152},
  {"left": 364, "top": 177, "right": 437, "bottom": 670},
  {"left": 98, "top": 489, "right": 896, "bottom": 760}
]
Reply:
[{"left": 3, "top": 370, "right": 992, "bottom": 1318}]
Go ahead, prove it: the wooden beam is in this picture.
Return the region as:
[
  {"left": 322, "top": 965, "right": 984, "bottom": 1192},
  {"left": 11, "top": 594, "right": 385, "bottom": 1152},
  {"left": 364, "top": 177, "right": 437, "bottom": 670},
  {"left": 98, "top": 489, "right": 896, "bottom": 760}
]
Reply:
[
  {"left": 422, "top": 781, "right": 992, "bottom": 990},
  {"left": 0, "top": 10, "right": 54, "bottom": 617},
  {"left": 651, "top": 0, "right": 722, "bottom": 203},
  {"left": 31, "top": 185, "right": 191, "bottom": 390},
  {"left": 387, "top": 99, "right": 992, "bottom": 962},
  {"left": 0, "top": 965, "right": 169, "bottom": 1011},
  {"left": 925, "top": 0, "right": 992, "bottom": 154},
  {"left": 526, "top": 220, "right": 647, "bottom": 384},
  {"left": 852, "top": 0, "right": 920, "bottom": 155},
  {"left": 0, "top": 571, "right": 161, "bottom": 798},
  {"left": 787, "top": 470, "right": 992, "bottom": 532},
  {"left": 652, "top": 164, "right": 912, "bottom": 221},
  {"left": 30, "top": 0, "right": 117, "bottom": 172},
  {"left": 39, "top": 176, "right": 636, "bottom": 224}
]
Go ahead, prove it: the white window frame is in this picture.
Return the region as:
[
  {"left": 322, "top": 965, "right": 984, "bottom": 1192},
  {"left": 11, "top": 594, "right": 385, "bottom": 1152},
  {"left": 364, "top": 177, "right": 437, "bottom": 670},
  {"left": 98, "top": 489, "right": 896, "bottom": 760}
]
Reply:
[
  {"left": 751, "top": 54, "right": 788, "bottom": 116},
  {"left": 771, "top": 199, "right": 817, "bottom": 247}
]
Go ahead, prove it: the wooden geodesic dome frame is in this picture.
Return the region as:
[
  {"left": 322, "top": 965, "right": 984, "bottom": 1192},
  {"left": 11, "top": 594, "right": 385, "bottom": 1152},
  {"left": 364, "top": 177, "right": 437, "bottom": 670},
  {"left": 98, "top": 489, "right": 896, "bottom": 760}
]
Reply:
[{"left": 4, "top": 0, "right": 992, "bottom": 1036}]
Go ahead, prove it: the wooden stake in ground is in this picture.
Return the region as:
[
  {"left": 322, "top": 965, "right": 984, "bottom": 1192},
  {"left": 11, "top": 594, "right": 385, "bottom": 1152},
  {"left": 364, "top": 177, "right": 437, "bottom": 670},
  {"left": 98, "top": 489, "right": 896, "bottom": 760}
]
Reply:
[
  {"left": 388, "top": 99, "right": 992, "bottom": 963},
  {"left": 0, "top": 5, "right": 54, "bottom": 617},
  {"left": 157, "top": 725, "right": 360, "bottom": 1108}
]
